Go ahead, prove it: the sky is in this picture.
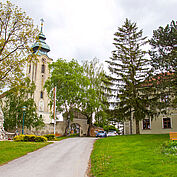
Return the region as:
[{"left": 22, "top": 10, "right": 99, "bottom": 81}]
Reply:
[{"left": 3, "top": 0, "right": 177, "bottom": 63}]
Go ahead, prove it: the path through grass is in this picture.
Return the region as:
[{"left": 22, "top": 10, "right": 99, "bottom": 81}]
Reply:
[{"left": 91, "top": 134, "right": 177, "bottom": 177}]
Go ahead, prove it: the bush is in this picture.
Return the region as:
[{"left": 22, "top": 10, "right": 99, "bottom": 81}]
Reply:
[
  {"left": 69, "top": 133, "right": 79, "bottom": 137},
  {"left": 13, "top": 135, "right": 25, "bottom": 142},
  {"left": 35, "top": 136, "right": 47, "bottom": 142},
  {"left": 44, "top": 134, "right": 56, "bottom": 141},
  {"left": 13, "top": 135, "right": 47, "bottom": 142},
  {"left": 162, "top": 140, "right": 177, "bottom": 155},
  {"left": 24, "top": 135, "right": 36, "bottom": 142}
]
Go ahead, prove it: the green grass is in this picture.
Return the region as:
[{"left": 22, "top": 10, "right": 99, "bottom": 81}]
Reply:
[
  {"left": 0, "top": 141, "right": 51, "bottom": 165},
  {"left": 91, "top": 134, "right": 177, "bottom": 177}
]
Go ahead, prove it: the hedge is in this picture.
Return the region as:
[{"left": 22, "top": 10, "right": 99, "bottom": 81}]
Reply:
[
  {"left": 13, "top": 135, "right": 47, "bottom": 142},
  {"left": 44, "top": 134, "right": 56, "bottom": 141}
]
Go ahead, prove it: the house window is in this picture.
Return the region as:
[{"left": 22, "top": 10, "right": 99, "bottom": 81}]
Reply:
[
  {"left": 41, "top": 64, "right": 45, "bottom": 73},
  {"left": 40, "top": 91, "right": 43, "bottom": 99},
  {"left": 163, "top": 118, "right": 171, "bottom": 129},
  {"left": 143, "top": 119, "right": 150, "bottom": 130}
]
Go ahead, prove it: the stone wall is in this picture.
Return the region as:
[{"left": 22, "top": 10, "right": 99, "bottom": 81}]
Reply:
[{"left": 25, "top": 118, "right": 89, "bottom": 136}]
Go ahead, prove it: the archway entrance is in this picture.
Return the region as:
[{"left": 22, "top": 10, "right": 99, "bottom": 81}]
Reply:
[{"left": 70, "top": 123, "right": 81, "bottom": 136}]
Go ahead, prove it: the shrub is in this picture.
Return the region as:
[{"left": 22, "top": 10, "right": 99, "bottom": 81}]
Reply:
[
  {"left": 13, "top": 135, "right": 47, "bottom": 142},
  {"left": 69, "top": 133, "right": 79, "bottom": 137},
  {"left": 35, "top": 136, "right": 47, "bottom": 142},
  {"left": 162, "top": 140, "right": 177, "bottom": 155},
  {"left": 24, "top": 135, "right": 36, "bottom": 142},
  {"left": 44, "top": 134, "right": 56, "bottom": 141},
  {"left": 13, "top": 135, "right": 25, "bottom": 142}
]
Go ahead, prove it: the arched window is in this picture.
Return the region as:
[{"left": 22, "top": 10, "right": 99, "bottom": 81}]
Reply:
[
  {"left": 41, "top": 64, "right": 45, "bottom": 73},
  {"left": 29, "top": 64, "right": 31, "bottom": 73},
  {"left": 40, "top": 91, "right": 43, "bottom": 99}
]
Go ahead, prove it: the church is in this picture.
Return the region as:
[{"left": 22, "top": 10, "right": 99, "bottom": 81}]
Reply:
[{"left": 26, "top": 20, "right": 88, "bottom": 136}]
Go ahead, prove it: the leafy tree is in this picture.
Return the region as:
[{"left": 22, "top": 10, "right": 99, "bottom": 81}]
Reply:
[
  {"left": 0, "top": 1, "right": 38, "bottom": 92},
  {"left": 1, "top": 77, "right": 44, "bottom": 132},
  {"left": 106, "top": 19, "right": 158, "bottom": 134},
  {"left": 45, "top": 58, "right": 89, "bottom": 135},
  {"left": 149, "top": 20, "right": 177, "bottom": 106},
  {"left": 94, "top": 110, "right": 108, "bottom": 128},
  {"left": 82, "top": 58, "right": 109, "bottom": 136}
]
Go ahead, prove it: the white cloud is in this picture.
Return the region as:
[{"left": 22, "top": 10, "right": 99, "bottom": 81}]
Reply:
[{"left": 2, "top": 0, "right": 177, "bottom": 62}]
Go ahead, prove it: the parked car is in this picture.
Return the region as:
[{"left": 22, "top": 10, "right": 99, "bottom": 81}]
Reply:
[
  {"left": 96, "top": 131, "right": 107, "bottom": 137},
  {"left": 107, "top": 131, "right": 118, "bottom": 137}
]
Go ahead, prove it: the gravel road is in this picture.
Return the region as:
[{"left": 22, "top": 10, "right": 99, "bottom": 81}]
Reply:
[{"left": 0, "top": 137, "right": 96, "bottom": 177}]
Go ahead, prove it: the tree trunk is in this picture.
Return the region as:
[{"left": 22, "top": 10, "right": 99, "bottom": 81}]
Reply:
[
  {"left": 136, "top": 120, "right": 140, "bottom": 134},
  {"left": 64, "top": 118, "right": 70, "bottom": 136},
  {"left": 87, "top": 116, "right": 92, "bottom": 137},
  {"left": 130, "top": 108, "right": 133, "bottom": 134}
]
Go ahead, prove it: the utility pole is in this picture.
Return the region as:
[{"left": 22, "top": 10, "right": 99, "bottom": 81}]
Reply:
[{"left": 53, "top": 87, "right": 56, "bottom": 135}]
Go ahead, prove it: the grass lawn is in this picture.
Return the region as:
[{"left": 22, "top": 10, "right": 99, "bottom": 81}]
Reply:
[
  {"left": 90, "top": 134, "right": 177, "bottom": 177},
  {"left": 0, "top": 141, "right": 51, "bottom": 165}
]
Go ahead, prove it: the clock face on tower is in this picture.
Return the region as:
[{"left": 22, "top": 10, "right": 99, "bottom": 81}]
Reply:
[{"left": 42, "top": 58, "right": 47, "bottom": 63}]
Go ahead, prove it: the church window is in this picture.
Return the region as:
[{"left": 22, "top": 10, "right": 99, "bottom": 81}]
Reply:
[
  {"left": 41, "top": 64, "right": 45, "bottom": 73},
  {"left": 40, "top": 91, "right": 43, "bottom": 99},
  {"left": 143, "top": 119, "right": 150, "bottom": 129},
  {"left": 29, "top": 64, "right": 31, "bottom": 73}
]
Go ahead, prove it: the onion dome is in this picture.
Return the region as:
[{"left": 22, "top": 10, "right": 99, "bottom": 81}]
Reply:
[{"left": 32, "top": 19, "right": 50, "bottom": 56}]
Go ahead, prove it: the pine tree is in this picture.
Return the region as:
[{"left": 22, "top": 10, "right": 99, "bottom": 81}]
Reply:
[
  {"left": 106, "top": 19, "right": 157, "bottom": 134},
  {"left": 149, "top": 20, "right": 177, "bottom": 107}
]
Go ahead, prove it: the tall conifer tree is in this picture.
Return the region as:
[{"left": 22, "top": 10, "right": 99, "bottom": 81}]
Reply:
[{"left": 106, "top": 19, "right": 156, "bottom": 134}]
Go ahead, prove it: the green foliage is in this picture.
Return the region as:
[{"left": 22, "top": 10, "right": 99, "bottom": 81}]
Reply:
[
  {"left": 13, "top": 135, "right": 25, "bottom": 142},
  {"left": 44, "top": 134, "right": 56, "bottom": 141},
  {"left": 45, "top": 58, "right": 90, "bottom": 135},
  {"left": 0, "top": 1, "right": 38, "bottom": 91},
  {"left": 149, "top": 20, "right": 177, "bottom": 108},
  {"left": 69, "top": 133, "right": 79, "bottom": 137},
  {"left": 13, "top": 135, "right": 47, "bottom": 142},
  {"left": 94, "top": 110, "right": 109, "bottom": 128},
  {"left": 2, "top": 77, "right": 45, "bottom": 131},
  {"left": 45, "top": 58, "right": 89, "bottom": 113},
  {"left": 149, "top": 20, "right": 177, "bottom": 72},
  {"left": 105, "top": 18, "right": 158, "bottom": 134},
  {"left": 162, "top": 140, "right": 177, "bottom": 155},
  {"left": 34, "top": 136, "right": 47, "bottom": 142},
  {"left": 82, "top": 58, "right": 109, "bottom": 135},
  {"left": 103, "top": 125, "right": 117, "bottom": 132}
]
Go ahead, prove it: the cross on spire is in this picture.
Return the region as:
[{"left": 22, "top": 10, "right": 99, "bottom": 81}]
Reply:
[{"left": 40, "top": 18, "right": 44, "bottom": 33}]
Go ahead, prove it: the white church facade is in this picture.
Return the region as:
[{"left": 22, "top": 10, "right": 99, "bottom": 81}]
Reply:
[{"left": 26, "top": 21, "right": 88, "bottom": 136}]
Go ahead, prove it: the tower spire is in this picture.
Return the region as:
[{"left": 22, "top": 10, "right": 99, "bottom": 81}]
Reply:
[
  {"left": 31, "top": 19, "right": 50, "bottom": 56},
  {"left": 40, "top": 18, "right": 44, "bottom": 33}
]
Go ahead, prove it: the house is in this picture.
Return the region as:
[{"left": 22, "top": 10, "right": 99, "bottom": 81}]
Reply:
[
  {"left": 124, "top": 73, "right": 177, "bottom": 135},
  {"left": 124, "top": 112, "right": 177, "bottom": 135}
]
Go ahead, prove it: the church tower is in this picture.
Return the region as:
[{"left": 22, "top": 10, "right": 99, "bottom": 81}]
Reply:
[{"left": 27, "top": 19, "right": 52, "bottom": 124}]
